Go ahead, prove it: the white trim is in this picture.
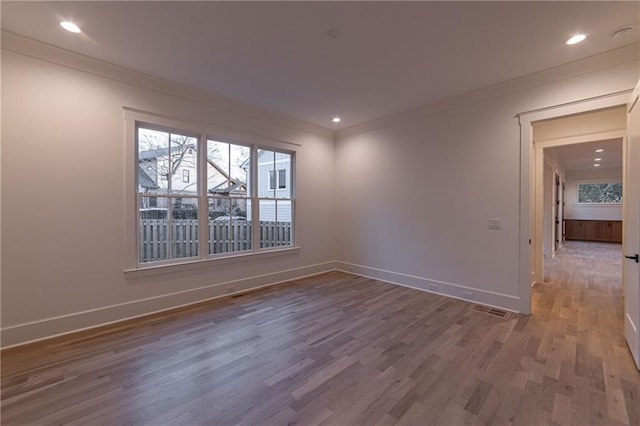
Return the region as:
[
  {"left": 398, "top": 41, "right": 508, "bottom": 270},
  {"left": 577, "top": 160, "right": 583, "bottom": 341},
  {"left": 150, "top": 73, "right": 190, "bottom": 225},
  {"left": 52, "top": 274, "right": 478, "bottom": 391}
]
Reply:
[
  {"left": 335, "top": 262, "right": 521, "bottom": 313},
  {"left": 517, "top": 94, "right": 632, "bottom": 122},
  {"left": 2, "top": 31, "right": 333, "bottom": 140},
  {"left": 125, "top": 247, "right": 301, "bottom": 279},
  {"left": 4, "top": 30, "right": 637, "bottom": 143},
  {"left": 123, "top": 107, "right": 301, "bottom": 150},
  {"left": 518, "top": 91, "right": 631, "bottom": 315},
  {"left": 533, "top": 129, "right": 626, "bottom": 146},
  {"left": 1, "top": 261, "right": 337, "bottom": 349}
]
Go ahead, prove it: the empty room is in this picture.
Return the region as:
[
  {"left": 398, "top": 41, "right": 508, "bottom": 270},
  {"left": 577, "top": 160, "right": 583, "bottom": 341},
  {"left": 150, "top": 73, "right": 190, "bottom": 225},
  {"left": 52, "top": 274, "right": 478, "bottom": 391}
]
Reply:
[{"left": 2, "top": 2, "right": 640, "bottom": 425}]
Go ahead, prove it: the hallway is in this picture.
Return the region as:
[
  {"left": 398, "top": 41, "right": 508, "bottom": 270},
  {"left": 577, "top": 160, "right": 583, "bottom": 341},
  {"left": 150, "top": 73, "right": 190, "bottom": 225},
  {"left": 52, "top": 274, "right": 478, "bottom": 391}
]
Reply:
[{"left": 534, "top": 241, "right": 639, "bottom": 425}]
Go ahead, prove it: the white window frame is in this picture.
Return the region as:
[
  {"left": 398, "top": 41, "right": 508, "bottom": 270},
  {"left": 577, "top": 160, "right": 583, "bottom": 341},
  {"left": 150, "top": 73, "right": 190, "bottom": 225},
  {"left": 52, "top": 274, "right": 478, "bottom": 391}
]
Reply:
[{"left": 124, "top": 109, "right": 299, "bottom": 278}]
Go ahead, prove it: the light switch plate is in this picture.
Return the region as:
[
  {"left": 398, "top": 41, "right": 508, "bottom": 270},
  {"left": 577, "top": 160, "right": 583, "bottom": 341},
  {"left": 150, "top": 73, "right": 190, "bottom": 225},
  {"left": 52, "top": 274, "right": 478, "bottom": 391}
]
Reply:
[{"left": 488, "top": 219, "right": 501, "bottom": 230}]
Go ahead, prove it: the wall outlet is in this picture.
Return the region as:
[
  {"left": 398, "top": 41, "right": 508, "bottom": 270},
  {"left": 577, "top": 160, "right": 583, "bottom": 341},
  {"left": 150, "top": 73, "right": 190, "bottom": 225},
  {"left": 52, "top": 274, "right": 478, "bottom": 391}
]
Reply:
[
  {"left": 429, "top": 284, "right": 438, "bottom": 291},
  {"left": 349, "top": 266, "right": 355, "bottom": 272},
  {"left": 488, "top": 219, "right": 501, "bottom": 230},
  {"left": 226, "top": 284, "right": 235, "bottom": 293},
  {"left": 463, "top": 291, "right": 474, "bottom": 300}
]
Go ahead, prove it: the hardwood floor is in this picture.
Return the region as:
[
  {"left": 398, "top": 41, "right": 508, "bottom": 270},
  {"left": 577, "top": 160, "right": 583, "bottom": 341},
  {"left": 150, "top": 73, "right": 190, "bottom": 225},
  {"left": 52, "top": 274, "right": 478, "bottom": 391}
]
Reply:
[{"left": 2, "top": 242, "right": 639, "bottom": 425}]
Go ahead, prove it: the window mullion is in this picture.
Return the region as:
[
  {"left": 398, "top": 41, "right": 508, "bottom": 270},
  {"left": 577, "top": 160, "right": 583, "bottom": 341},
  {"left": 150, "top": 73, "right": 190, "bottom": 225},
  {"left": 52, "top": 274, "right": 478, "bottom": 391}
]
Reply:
[
  {"left": 272, "top": 151, "right": 276, "bottom": 199},
  {"left": 167, "top": 133, "right": 173, "bottom": 194},
  {"left": 251, "top": 145, "right": 259, "bottom": 252},
  {"left": 166, "top": 134, "right": 173, "bottom": 260},
  {"left": 291, "top": 152, "right": 296, "bottom": 246},
  {"left": 166, "top": 195, "right": 172, "bottom": 259},
  {"left": 198, "top": 134, "right": 208, "bottom": 259},
  {"left": 227, "top": 145, "right": 232, "bottom": 250}
]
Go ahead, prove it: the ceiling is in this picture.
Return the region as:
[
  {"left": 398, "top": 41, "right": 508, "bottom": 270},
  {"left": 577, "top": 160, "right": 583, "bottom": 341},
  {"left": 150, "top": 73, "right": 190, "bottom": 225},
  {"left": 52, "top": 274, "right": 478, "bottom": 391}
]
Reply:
[
  {"left": 546, "top": 138, "right": 623, "bottom": 175},
  {"left": 1, "top": 1, "right": 639, "bottom": 130},
  {"left": 545, "top": 138, "right": 622, "bottom": 175}
]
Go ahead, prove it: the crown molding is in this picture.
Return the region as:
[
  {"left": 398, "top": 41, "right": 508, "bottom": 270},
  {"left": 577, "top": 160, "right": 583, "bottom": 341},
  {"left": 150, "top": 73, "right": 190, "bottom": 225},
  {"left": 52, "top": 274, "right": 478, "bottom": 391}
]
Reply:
[
  {"left": 4, "top": 29, "right": 637, "bottom": 143},
  {"left": 1, "top": 30, "right": 335, "bottom": 140},
  {"left": 336, "top": 42, "right": 640, "bottom": 139}
]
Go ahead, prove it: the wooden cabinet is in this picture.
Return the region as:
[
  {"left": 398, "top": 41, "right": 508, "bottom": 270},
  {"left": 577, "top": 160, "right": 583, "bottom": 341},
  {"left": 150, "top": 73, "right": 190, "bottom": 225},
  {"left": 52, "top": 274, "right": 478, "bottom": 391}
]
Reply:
[{"left": 564, "top": 220, "right": 622, "bottom": 243}]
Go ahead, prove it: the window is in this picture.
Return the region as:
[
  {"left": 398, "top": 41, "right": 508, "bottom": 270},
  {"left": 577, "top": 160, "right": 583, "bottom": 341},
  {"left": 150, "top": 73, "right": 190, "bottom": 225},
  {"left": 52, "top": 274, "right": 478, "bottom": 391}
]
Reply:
[
  {"left": 132, "top": 118, "right": 295, "bottom": 268},
  {"left": 258, "top": 151, "right": 293, "bottom": 248},
  {"left": 268, "top": 169, "right": 287, "bottom": 190},
  {"left": 207, "top": 140, "right": 251, "bottom": 254},
  {"left": 578, "top": 182, "right": 622, "bottom": 204},
  {"left": 137, "top": 127, "right": 199, "bottom": 263}
]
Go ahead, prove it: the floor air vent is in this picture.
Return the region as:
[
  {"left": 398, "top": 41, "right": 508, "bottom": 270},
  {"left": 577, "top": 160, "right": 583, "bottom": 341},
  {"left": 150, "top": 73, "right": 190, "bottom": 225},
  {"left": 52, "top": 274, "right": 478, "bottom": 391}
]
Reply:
[{"left": 473, "top": 305, "right": 511, "bottom": 319}]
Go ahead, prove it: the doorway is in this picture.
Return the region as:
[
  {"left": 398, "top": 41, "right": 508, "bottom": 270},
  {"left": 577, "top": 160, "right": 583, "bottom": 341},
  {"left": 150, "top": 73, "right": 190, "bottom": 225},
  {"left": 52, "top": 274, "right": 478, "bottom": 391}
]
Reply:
[
  {"left": 518, "top": 88, "right": 640, "bottom": 371},
  {"left": 533, "top": 107, "right": 626, "bottom": 286},
  {"left": 516, "top": 91, "right": 631, "bottom": 315},
  {"left": 539, "top": 135, "right": 624, "bottom": 283}
]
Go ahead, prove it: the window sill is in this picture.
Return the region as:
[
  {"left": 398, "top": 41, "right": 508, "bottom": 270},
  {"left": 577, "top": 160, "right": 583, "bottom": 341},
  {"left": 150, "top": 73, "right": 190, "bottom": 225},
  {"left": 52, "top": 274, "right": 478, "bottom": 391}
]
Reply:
[
  {"left": 124, "top": 247, "right": 300, "bottom": 280},
  {"left": 572, "top": 203, "right": 622, "bottom": 206}
]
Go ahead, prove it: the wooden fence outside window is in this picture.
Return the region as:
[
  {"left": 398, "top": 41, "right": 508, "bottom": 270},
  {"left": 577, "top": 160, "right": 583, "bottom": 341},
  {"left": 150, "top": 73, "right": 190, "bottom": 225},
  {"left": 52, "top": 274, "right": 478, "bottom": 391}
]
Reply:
[{"left": 139, "top": 219, "right": 292, "bottom": 262}]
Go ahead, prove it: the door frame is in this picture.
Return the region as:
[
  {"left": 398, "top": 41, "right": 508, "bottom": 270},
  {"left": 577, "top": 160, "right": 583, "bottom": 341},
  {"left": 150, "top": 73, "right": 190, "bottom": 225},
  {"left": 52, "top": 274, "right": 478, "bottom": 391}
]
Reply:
[
  {"left": 517, "top": 90, "right": 632, "bottom": 314},
  {"left": 623, "top": 82, "right": 640, "bottom": 369},
  {"left": 554, "top": 172, "right": 561, "bottom": 253}
]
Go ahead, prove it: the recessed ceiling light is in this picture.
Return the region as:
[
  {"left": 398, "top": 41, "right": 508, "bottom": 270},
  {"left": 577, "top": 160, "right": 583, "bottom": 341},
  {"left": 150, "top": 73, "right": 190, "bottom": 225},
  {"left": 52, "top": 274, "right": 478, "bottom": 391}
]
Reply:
[
  {"left": 595, "top": 158, "right": 602, "bottom": 161},
  {"left": 594, "top": 164, "right": 601, "bottom": 167},
  {"left": 60, "top": 21, "right": 81, "bottom": 34},
  {"left": 332, "top": 117, "right": 341, "bottom": 123},
  {"left": 566, "top": 34, "right": 586, "bottom": 45},
  {"left": 595, "top": 149, "right": 604, "bottom": 153}
]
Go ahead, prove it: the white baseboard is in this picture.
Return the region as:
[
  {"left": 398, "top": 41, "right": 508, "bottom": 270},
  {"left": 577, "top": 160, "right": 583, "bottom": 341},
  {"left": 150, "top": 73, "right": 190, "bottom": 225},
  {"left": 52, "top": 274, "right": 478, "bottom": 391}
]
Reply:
[
  {"left": 335, "top": 261, "right": 521, "bottom": 313},
  {"left": 1, "top": 261, "right": 337, "bottom": 349},
  {"left": 2, "top": 260, "right": 524, "bottom": 349}
]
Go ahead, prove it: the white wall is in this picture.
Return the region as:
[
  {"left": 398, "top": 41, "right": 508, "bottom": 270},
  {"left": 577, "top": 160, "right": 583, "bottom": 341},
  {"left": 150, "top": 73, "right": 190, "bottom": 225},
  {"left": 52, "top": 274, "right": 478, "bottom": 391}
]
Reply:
[
  {"left": 565, "top": 168, "right": 623, "bottom": 220},
  {"left": 2, "top": 33, "right": 639, "bottom": 347},
  {"left": 335, "top": 44, "right": 638, "bottom": 311},
  {"left": 1, "top": 37, "right": 336, "bottom": 347}
]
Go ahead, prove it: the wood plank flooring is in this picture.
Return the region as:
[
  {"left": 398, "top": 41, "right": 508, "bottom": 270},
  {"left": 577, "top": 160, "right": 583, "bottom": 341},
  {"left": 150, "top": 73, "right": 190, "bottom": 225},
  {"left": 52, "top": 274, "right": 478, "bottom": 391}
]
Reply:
[{"left": 2, "top": 241, "right": 639, "bottom": 425}]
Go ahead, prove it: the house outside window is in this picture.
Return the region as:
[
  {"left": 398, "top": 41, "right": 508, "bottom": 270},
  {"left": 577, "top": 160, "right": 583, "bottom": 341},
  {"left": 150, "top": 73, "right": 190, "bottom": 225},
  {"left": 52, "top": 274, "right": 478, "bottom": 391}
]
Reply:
[{"left": 131, "top": 115, "right": 296, "bottom": 268}]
